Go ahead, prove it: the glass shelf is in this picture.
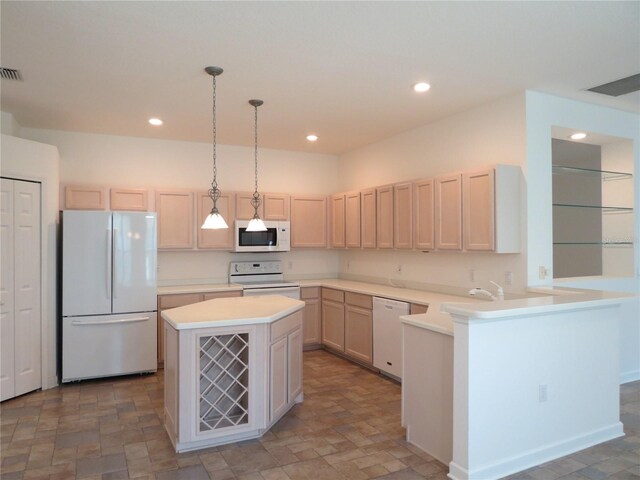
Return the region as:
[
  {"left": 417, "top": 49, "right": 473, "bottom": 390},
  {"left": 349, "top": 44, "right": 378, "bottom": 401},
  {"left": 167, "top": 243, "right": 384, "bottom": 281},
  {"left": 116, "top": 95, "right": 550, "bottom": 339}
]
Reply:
[
  {"left": 552, "top": 203, "right": 633, "bottom": 214},
  {"left": 552, "top": 165, "right": 633, "bottom": 181}
]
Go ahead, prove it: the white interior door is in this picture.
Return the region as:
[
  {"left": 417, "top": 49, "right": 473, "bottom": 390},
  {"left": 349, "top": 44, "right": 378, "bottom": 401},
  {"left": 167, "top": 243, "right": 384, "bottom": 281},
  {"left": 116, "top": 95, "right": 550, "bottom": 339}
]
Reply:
[
  {"left": 62, "top": 210, "right": 112, "bottom": 316},
  {"left": 0, "top": 179, "right": 16, "bottom": 401},
  {"left": 112, "top": 212, "right": 157, "bottom": 314},
  {"left": 13, "top": 180, "right": 41, "bottom": 396}
]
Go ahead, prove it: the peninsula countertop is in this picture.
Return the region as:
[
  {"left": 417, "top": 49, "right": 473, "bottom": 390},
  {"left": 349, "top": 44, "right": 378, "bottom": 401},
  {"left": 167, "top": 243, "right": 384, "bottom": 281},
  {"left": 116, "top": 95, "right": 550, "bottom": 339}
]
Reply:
[{"left": 161, "top": 295, "right": 305, "bottom": 330}]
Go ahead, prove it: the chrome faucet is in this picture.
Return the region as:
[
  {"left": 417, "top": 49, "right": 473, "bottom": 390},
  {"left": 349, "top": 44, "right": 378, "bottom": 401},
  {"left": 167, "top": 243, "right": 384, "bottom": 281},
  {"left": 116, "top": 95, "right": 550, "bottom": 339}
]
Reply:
[{"left": 468, "top": 281, "right": 505, "bottom": 301}]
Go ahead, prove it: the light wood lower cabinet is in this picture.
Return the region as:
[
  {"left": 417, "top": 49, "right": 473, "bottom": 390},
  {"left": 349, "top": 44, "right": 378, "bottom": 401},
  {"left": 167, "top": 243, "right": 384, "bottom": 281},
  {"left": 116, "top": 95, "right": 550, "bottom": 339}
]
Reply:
[
  {"left": 157, "top": 290, "right": 241, "bottom": 366},
  {"left": 321, "top": 288, "right": 345, "bottom": 351},
  {"left": 270, "top": 322, "right": 303, "bottom": 423},
  {"left": 301, "top": 287, "right": 321, "bottom": 346},
  {"left": 410, "top": 303, "right": 429, "bottom": 315},
  {"left": 344, "top": 303, "right": 373, "bottom": 365}
]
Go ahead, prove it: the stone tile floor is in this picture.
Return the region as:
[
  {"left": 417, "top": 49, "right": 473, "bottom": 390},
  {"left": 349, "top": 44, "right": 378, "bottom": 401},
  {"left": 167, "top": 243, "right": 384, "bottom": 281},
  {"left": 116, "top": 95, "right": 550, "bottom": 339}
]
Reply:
[{"left": 0, "top": 350, "right": 638, "bottom": 479}]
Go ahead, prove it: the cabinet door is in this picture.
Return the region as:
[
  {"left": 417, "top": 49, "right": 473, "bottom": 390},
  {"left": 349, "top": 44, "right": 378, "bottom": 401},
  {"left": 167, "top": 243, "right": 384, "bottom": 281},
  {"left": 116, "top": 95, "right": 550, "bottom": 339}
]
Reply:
[
  {"left": 290, "top": 195, "right": 327, "bottom": 248},
  {"left": 270, "top": 336, "right": 288, "bottom": 422},
  {"left": 321, "top": 299, "right": 345, "bottom": 352},
  {"left": 156, "top": 190, "right": 194, "bottom": 249},
  {"left": 110, "top": 188, "right": 149, "bottom": 211},
  {"left": 435, "top": 174, "right": 462, "bottom": 250},
  {"left": 197, "top": 191, "right": 235, "bottom": 249},
  {"left": 64, "top": 185, "right": 107, "bottom": 210},
  {"left": 302, "top": 298, "right": 321, "bottom": 345},
  {"left": 345, "top": 192, "right": 361, "bottom": 248},
  {"left": 287, "top": 328, "right": 303, "bottom": 402},
  {"left": 361, "top": 188, "right": 377, "bottom": 248},
  {"left": 263, "top": 193, "right": 290, "bottom": 221},
  {"left": 331, "top": 194, "right": 346, "bottom": 248},
  {"left": 202, "top": 290, "right": 242, "bottom": 300},
  {"left": 235, "top": 192, "right": 264, "bottom": 220},
  {"left": 414, "top": 179, "right": 435, "bottom": 250},
  {"left": 157, "top": 293, "right": 203, "bottom": 365},
  {"left": 463, "top": 169, "right": 495, "bottom": 251},
  {"left": 394, "top": 183, "right": 413, "bottom": 249},
  {"left": 345, "top": 305, "right": 373, "bottom": 365},
  {"left": 376, "top": 186, "right": 394, "bottom": 249}
]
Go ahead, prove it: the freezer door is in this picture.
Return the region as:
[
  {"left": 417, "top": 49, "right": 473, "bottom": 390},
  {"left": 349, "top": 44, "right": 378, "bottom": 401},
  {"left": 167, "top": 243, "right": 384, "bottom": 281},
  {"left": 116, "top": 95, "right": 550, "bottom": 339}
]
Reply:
[
  {"left": 62, "top": 211, "right": 113, "bottom": 316},
  {"left": 62, "top": 313, "right": 157, "bottom": 382},
  {"left": 112, "top": 212, "right": 157, "bottom": 314}
]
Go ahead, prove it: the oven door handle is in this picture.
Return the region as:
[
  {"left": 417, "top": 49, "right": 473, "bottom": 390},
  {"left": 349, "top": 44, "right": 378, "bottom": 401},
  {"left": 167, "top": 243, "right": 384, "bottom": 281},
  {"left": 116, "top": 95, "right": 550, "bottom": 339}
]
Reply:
[{"left": 243, "top": 286, "right": 300, "bottom": 294}]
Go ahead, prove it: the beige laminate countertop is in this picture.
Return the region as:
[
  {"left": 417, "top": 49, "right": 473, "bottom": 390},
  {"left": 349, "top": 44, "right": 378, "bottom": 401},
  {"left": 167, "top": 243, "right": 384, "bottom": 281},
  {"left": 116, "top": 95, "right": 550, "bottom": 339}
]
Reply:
[{"left": 161, "top": 295, "right": 305, "bottom": 330}]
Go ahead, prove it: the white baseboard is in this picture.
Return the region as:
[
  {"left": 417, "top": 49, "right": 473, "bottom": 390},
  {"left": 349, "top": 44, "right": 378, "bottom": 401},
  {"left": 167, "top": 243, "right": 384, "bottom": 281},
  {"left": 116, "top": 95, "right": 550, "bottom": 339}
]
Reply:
[
  {"left": 447, "top": 422, "right": 623, "bottom": 480},
  {"left": 620, "top": 369, "right": 640, "bottom": 384}
]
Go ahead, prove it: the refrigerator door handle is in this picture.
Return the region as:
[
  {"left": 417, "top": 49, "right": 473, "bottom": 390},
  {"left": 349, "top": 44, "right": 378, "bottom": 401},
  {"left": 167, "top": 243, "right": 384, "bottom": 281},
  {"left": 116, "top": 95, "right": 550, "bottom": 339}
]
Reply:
[
  {"left": 113, "top": 228, "right": 118, "bottom": 299},
  {"left": 106, "top": 228, "right": 112, "bottom": 299},
  {"left": 71, "top": 316, "right": 150, "bottom": 326}
]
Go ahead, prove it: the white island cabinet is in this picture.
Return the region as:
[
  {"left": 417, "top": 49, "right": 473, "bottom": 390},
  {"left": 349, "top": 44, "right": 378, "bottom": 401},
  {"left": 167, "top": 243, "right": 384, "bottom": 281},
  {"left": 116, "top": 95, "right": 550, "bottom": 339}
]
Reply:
[{"left": 162, "top": 295, "right": 305, "bottom": 452}]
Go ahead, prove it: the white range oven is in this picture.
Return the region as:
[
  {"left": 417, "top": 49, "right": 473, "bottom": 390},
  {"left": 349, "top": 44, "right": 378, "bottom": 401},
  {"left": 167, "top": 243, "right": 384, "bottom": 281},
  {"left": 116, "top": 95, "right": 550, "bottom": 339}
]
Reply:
[{"left": 229, "top": 260, "right": 300, "bottom": 299}]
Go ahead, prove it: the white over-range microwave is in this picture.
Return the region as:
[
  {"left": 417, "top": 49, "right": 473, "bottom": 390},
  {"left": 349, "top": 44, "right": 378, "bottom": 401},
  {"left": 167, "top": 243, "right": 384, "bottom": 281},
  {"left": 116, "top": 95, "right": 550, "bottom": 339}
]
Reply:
[{"left": 234, "top": 220, "right": 291, "bottom": 252}]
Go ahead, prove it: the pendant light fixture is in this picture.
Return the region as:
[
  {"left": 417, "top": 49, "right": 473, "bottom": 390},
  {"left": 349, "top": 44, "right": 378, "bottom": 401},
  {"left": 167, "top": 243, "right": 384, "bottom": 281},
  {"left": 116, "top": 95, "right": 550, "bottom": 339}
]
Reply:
[
  {"left": 245, "top": 99, "right": 267, "bottom": 232},
  {"left": 201, "top": 66, "right": 228, "bottom": 230}
]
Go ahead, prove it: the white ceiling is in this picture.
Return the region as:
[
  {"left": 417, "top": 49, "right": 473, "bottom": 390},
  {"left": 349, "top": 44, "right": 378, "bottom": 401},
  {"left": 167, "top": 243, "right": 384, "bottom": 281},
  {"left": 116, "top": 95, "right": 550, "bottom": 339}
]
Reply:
[{"left": 1, "top": 1, "right": 639, "bottom": 155}]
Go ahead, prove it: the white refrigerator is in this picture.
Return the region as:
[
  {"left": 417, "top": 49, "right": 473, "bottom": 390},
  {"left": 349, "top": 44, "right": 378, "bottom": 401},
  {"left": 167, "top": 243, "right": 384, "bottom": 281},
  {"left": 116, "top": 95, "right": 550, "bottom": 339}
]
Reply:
[{"left": 62, "top": 210, "right": 157, "bottom": 382}]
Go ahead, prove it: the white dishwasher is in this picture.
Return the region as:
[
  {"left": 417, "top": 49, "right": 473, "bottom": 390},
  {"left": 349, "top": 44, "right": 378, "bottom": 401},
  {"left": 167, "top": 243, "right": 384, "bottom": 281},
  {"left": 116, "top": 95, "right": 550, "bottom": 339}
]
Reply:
[{"left": 373, "top": 297, "right": 410, "bottom": 379}]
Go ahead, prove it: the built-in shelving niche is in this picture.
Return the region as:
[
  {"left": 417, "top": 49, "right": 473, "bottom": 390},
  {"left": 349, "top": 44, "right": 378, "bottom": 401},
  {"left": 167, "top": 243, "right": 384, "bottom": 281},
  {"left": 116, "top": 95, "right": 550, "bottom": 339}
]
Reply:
[{"left": 552, "top": 137, "right": 635, "bottom": 279}]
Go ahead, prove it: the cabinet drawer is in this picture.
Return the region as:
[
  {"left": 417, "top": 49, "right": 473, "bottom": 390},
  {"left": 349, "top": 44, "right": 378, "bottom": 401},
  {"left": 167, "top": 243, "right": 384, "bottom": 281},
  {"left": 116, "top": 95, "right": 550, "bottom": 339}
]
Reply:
[
  {"left": 203, "top": 290, "right": 242, "bottom": 301},
  {"left": 271, "top": 311, "right": 302, "bottom": 343},
  {"left": 300, "top": 287, "right": 320, "bottom": 300},
  {"left": 410, "top": 303, "right": 429, "bottom": 315},
  {"left": 158, "top": 293, "right": 203, "bottom": 309},
  {"left": 345, "top": 292, "right": 372, "bottom": 310},
  {"left": 322, "top": 288, "right": 344, "bottom": 303}
]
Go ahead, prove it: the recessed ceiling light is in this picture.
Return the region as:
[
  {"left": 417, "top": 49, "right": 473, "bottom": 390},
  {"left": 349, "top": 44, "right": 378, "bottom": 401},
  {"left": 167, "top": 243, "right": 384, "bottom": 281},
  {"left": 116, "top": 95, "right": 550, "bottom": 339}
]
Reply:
[
  {"left": 569, "top": 132, "right": 587, "bottom": 140},
  {"left": 306, "top": 134, "right": 318, "bottom": 142},
  {"left": 148, "top": 118, "right": 163, "bottom": 126},
  {"left": 413, "top": 82, "right": 431, "bottom": 93}
]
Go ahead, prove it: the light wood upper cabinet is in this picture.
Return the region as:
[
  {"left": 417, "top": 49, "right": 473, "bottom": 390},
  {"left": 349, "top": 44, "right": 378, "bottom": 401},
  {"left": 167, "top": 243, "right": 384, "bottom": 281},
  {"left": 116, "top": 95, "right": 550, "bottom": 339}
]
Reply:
[
  {"left": 463, "top": 169, "right": 495, "bottom": 251},
  {"left": 435, "top": 174, "right": 462, "bottom": 250},
  {"left": 197, "top": 191, "right": 235, "bottom": 250},
  {"left": 414, "top": 179, "right": 435, "bottom": 250},
  {"left": 235, "top": 192, "right": 264, "bottom": 220},
  {"left": 156, "top": 190, "right": 194, "bottom": 249},
  {"left": 345, "top": 192, "right": 361, "bottom": 248},
  {"left": 393, "top": 182, "right": 413, "bottom": 249},
  {"left": 110, "top": 188, "right": 149, "bottom": 211},
  {"left": 463, "top": 164, "right": 521, "bottom": 253},
  {"left": 263, "top": 193, "right": 290, "bottom": 220},
  {"left": 330, "top": 194, "right": 346, "bottom": 248},
  {"left": 361, "top": 188, "right": 377, "bottom": 249},
  {"left": 290, "top": 195, "right": 327, "bottom": 248},
  {"left": 64, "top": 185, "right": 107, "bottom": 210},
  {"left": 376, "top": 185, "right": 394, "bottom": 249}
]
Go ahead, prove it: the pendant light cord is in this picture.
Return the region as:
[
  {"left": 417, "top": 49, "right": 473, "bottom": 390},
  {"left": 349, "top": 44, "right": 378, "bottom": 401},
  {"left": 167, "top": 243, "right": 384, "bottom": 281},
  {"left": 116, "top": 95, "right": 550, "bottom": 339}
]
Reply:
[
  {"left": 211, "top": 74, "right": 218, "bottom": 194},
  {"left": 253, "top": 102, "right": 259, "bottom": 196}
]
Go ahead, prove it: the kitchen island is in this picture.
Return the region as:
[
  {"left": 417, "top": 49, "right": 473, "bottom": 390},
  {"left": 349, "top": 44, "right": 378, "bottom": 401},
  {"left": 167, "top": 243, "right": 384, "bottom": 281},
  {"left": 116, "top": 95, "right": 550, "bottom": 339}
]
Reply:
[{"left": 161, "top": 295, "right": 305, "bottom": 452}]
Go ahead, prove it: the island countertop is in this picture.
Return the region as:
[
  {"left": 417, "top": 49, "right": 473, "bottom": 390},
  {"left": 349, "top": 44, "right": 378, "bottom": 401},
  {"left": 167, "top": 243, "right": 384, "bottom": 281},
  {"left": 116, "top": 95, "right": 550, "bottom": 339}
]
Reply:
[{"left": 161, "top": 295, "right": 305, "bottom": 330}]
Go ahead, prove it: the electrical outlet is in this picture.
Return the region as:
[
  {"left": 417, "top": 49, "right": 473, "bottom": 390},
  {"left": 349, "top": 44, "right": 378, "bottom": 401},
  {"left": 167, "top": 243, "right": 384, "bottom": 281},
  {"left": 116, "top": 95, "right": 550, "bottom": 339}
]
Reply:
[
  {"left": 505, "top": 271, "right": 513, "bottom": 286},
  {"left": 396, "top": 264, "right": 402, "bottom": 274},
  {"left": 539, "top": 266, "right": 548, "bottom": 280},
  {"left": 538, "top": 384, "right": 548, "bottom": 403},
  {"left": 469, "top": 269, "right": 475, "bottom": 282}
]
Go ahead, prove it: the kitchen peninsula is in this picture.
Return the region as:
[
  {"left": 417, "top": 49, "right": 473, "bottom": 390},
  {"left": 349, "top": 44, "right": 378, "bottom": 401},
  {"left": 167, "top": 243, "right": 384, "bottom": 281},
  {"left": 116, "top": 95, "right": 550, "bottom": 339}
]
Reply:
[{"left": 161, "top": 295, "right": 305, "bottom": 452}]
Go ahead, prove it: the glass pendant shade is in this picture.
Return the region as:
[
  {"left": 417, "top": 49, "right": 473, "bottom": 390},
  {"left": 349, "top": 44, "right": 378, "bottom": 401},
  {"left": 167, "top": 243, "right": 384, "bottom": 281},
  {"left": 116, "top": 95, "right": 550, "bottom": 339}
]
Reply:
[
  {"left": 201, "top": 65, "right": 228, "bottom": 230},
  {"left": 202, "top": 210, "right": 228, "bottom": 229},
  {"left": 245, "top": 215, "right": 267, "bottom": 232}
]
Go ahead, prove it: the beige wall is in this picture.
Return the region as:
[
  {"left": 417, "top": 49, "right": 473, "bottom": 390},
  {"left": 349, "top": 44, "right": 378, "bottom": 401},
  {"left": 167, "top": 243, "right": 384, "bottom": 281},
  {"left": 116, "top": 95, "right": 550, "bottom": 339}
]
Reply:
[
  {"left": 337, "top": 93, "right": 528, "bottom": 293},
  {"left": 21, "top": 127, "right": 342, "bottom": 284}
]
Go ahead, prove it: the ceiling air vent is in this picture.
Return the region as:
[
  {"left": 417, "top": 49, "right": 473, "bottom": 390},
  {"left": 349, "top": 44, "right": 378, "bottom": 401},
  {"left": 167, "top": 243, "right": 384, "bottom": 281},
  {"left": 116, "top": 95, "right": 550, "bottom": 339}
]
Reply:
[
  {"left": 587, "top": 73, "right": 640, "bottom": 97},
  {"left": 0, "top": 67, "right": 23, "bottom": 81}
]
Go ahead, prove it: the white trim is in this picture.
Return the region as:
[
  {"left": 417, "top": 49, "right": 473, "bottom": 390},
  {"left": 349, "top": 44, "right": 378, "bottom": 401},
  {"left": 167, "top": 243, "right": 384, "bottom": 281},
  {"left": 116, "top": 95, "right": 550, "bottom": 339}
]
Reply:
[{"left": 448, "top": 423, "right": 623, "bottom": 480}]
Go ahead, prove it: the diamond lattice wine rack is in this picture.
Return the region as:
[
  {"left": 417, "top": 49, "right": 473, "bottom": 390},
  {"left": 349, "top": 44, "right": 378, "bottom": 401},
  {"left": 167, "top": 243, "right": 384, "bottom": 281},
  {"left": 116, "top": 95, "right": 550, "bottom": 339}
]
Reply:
[{"left": 198, "top": 333, "right": 250, "bottom": 432}]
